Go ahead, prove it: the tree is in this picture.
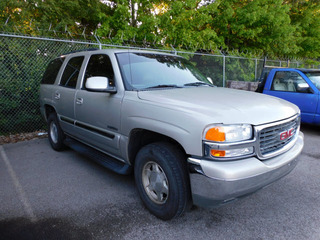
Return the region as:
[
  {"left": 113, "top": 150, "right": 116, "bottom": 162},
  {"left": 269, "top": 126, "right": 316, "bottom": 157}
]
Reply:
[
  {"left": 287, "top": 0, "right": 320, "bottom": 58},
  {"left": 0, "top": 0, "right": 108, "bottom": 36},
  {"left": 98, "top": 0, "right": 223, "bottom": 51},
  {"left": 97, "top": 0, "right": 160, "bottom": 44},
  {"left": 154, "top": 0, "right": 222, "bottom": 50},
  {"left": 211, "top": 0, "right": 298, "bottom": 57},
  {"left": 1, "top": 0, "right": 320, "bottom": 58}
]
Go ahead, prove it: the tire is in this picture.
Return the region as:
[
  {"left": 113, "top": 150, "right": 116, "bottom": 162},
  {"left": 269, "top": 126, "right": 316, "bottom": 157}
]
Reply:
[
  {"left": 47, "top": 113, "right": 65, "bottom": 151},
  {"left": 134, "top": 142, "right": 190, "bottom": 220}
]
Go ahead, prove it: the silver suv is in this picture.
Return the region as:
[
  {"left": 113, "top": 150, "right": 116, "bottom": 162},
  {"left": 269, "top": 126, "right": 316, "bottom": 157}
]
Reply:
[{"left": 40, "top": 49, "right": 304, "bottom": 220}]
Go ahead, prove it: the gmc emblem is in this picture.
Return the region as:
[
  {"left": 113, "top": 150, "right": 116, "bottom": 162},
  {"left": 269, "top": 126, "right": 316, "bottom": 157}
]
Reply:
[{"left": 280, "top": 128, "right": 294, "bottom": 141}]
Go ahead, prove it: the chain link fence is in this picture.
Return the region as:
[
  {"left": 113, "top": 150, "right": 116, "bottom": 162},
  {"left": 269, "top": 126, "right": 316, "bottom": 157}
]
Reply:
[{"left": 0, "top": 32, "right": 310, "bottom": 135}]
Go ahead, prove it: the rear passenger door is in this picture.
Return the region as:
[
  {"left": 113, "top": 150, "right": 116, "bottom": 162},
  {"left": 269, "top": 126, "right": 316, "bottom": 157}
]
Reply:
[
  {"left": 264, "top": 70, "right": 318, "bottom": 123},
  {"left": 73, "top": 54, "right": 122, "bottom": 157},
  {"left": 54, "top": 56, "right": 84, "bottom": 134}
]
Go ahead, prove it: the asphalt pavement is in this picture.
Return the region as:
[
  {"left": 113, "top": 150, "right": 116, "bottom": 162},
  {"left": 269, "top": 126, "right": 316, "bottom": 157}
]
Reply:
[{"left": 0, "top": 124, "right": 319, "bottom": 240}]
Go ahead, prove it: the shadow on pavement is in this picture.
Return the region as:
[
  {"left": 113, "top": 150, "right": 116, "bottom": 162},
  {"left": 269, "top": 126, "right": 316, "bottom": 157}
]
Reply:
[{"left": 0, "top": 218, "right": 91, "bottom": 240}]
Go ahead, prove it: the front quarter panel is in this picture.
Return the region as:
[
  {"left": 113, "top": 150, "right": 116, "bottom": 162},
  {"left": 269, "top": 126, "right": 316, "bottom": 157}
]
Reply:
[{"left": 121, "top": 92, "right": 206, "bottom": 156}]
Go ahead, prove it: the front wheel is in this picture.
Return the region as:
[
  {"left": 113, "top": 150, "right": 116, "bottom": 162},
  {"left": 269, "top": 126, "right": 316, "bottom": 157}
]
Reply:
[
  {"left": 134, "top": 142, "right": 190, "bottom": 220},
  {"left": 47, "top": 113, "right": 65, "bottom": 151}
]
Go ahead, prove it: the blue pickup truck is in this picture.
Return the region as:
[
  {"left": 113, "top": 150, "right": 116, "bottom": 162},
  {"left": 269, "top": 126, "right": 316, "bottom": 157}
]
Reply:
[{"left": 256, "top": 67, "right": 320, "bottom": 125}]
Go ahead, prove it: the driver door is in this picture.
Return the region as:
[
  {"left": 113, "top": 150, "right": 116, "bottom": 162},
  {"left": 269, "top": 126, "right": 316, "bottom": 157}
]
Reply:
[{"left": 264, "top": 70, "right": 317, "bottom": 123}]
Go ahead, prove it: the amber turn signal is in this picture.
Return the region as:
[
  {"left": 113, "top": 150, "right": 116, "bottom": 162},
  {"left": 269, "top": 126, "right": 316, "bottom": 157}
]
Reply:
[
  {"left": 205, "top": 127, "right": 225, "bottom": 142},
  {"left": 210, "top": 149, "right": 226, "bottom": 157}
]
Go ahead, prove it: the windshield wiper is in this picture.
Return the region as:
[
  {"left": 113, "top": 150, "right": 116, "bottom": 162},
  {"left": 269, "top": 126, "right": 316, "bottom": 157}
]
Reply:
[
  {"left": 184, "top": 82, "right": 212, "bottom": 87},
  {"left": 145, "top": 84, "right": 182, "bottom": 89}
]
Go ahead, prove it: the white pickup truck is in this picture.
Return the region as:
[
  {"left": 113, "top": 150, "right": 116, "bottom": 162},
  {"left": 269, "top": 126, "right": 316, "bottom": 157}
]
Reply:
[{"left": 40, "top": 49, "right": 304, "bottom": 220}]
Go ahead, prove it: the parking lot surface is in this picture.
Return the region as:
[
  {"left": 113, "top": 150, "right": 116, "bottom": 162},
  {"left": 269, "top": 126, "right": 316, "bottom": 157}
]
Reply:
[{"left": 1, "top": 124, "right": 320, "bottom": 240}]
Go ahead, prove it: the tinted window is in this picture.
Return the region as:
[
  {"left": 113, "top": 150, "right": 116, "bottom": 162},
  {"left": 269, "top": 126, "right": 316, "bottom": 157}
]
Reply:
[
  {"left": 41, "top": 57, "right": 65, "bottom": 84},
  {"left": 60, "top": 56, "right": 84, "bottom": 88},
  {"left": 83, "top": 54, "right": 114, "bottom": 88}
]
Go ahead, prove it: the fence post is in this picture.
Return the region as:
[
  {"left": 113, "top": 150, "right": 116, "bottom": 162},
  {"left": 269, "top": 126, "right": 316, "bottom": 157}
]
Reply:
[
  {"left": 94, "top": 34, "right": 102, "bottom": 50},
  {"left": 170, "top": 45, "right": 177, "bottom": 55},
  {"left": 255, "top": 58, "right": 258, "bottom": 81},
  {"left": 223, "top": 55, "right": 226, "bottom": 87}
]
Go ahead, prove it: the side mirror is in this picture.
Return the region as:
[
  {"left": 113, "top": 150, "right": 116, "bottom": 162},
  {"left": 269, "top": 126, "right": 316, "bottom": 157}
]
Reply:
[
  {"left": 85, "top": 76, "right": 117, "bottom": 93},
  {"left": 297, "top": 82, "right": 311, "bottom": 93},
  {"left": 207, "top": 77, "right": 213, "bottom": 84}
]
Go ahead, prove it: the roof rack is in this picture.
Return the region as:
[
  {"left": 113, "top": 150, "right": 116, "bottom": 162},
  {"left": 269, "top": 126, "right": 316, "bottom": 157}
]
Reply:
[{"left": 263, "top": 65, "right": 290, "bottom": 68}]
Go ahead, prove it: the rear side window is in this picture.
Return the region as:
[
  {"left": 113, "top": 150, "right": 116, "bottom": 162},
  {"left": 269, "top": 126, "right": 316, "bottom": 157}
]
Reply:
[
  {"left": 41, "top": 57, "right": 65, "bottom": 84},
  {"left": 60, "top": 56, "right": 84, "bottom": 88}
]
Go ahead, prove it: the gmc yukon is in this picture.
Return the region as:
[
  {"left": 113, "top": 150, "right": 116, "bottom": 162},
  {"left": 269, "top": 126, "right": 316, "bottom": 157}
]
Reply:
[{"left": 40, "top": 49, "right": 304, "bottom": 220}]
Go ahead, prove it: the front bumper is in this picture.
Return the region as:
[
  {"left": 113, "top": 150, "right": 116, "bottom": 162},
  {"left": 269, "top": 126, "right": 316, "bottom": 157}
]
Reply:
[{"left": 188, "top": 132, "right": 304, "bottom": 207}]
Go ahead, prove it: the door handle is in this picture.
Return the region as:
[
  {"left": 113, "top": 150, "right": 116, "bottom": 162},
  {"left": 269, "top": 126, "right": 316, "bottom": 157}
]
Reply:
[
  {"left": 54, "top": 93, "right": 60, "bottom": 100},
  {"left": 76, "top": 98, "right": 83, "bottom": 105}
]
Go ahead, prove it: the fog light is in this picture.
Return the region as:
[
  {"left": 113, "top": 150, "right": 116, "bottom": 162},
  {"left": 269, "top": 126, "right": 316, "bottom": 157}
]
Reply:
[{"left": 210, "top": 147, "right": 254, "bottom": 158}]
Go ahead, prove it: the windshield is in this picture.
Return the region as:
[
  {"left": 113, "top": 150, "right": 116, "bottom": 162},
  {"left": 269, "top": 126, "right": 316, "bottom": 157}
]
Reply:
[
  {"left": 116, "top": 52, "right": 211, "bottom": 90},
  {"left": 304, "top": 71, "right": 320, "bottom": 90}
]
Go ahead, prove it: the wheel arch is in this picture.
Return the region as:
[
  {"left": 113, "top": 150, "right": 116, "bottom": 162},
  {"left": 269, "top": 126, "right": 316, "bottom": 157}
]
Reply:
[
  {"left": 44, "top": 104, "right": 57, "bottom": 121},
  {"left": 127, "top": 129, "right": 188, "bottom": 166}
]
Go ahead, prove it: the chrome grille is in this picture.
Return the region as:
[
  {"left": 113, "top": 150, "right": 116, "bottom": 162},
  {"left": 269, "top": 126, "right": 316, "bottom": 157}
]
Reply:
[{"left": 258, "top": 116, "right": 300, "bottom": 157}]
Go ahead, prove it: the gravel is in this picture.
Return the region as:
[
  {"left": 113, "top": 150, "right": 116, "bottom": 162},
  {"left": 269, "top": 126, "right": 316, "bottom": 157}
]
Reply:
[{"left": 0, "top": 130, "right": 48, "bottom": 145}]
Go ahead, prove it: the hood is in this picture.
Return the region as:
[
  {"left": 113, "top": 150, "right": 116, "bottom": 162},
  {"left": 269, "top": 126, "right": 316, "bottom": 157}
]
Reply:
[{"left": 137, "top": 87, "right": 299, "bottom": 126}]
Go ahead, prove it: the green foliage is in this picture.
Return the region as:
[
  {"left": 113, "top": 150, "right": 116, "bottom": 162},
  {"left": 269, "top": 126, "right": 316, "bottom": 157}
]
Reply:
[
  {"left": 1, "top": 0, "right": 320, "bottom": 58},
  {"left": 212, "top": 0, "right": 298, "bottom": 57},
  {"left": 226, "top": 57, "right": 256, "bottom": 82},
  {"left": 0, "top": 0, "right": 106, "bottom": 36},
  {"left": 0, "top": 37, "right": 44, "bottom": 134},
  {"left": 157, "top": 0, "right": 222, "bottom": 50},
  {"left": 288, "top": 0, "right": 320, "bottom": 58},
  {"left": 0, "top": 35, "right": 93, "bottom": 135},
  {"left": 297, "top": 58, "right": 320, "bottom": 69}
]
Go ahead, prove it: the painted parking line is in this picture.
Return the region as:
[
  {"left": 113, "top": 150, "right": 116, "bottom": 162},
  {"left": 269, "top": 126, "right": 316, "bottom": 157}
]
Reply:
[{"left": 0, "top": 146, "right": 37, "bottom": 222}]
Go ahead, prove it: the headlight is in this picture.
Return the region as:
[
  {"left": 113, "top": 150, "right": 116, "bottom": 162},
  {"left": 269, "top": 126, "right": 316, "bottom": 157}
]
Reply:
[
  {"left": 204, "top": 124, "right": 254, "bottom": 159},
  {"left": 204, "top": 124, "right": 252, "bottom": 142}
]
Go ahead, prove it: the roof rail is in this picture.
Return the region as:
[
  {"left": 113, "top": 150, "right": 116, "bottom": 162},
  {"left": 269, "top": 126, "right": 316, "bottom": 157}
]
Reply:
[{"left": 62, "top": 48, "right": 99, "bottom": 55}]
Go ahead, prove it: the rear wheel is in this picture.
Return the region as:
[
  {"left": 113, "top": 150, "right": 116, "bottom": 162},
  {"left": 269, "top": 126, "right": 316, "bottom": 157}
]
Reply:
[
  {"left": 134, "top": 142, "right": 190, "bottom": 220},
  {"left": 47, "top": 113, "right": 65, "bottom": 151}
]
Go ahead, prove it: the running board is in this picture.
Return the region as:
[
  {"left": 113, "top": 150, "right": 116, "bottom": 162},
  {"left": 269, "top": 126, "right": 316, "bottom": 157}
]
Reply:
[{"left": 64, "top": 138, "right": 132, "bottom": 175}]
